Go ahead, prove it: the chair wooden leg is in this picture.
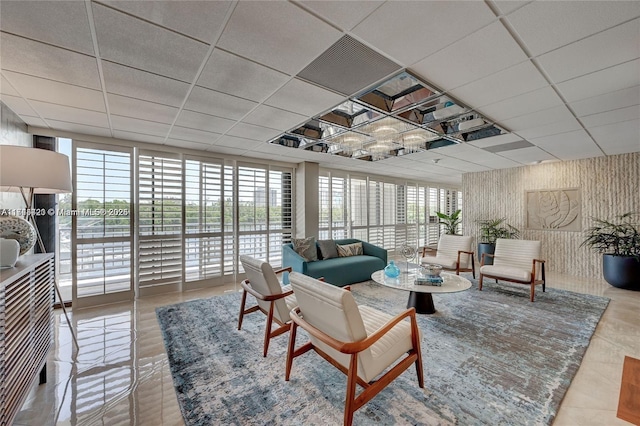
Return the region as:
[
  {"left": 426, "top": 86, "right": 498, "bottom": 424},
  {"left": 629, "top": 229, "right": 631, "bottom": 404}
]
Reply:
[
  {"left": 263, "top": 302, "right": 276, "bottom": 357},
  {"left": 410, "top": 316, "right": 424, "bottom": 388},
  {"left": 285, "top": 322, "right": 298, "bottom": 381},
  {"left": 238, "top": 289, "right": 248, "bottom": 330},
  {"left": 344, "top": 354, "right": 358, "bottom": 426},
  {"left": 471, "top": 256, "right": 476, "bottom": 279},
  {"left": 478, "top": 274, "right": 483, "bottom": 291},
  {"left": 530, "top": 282, "right": 535, "bottom": 302}
]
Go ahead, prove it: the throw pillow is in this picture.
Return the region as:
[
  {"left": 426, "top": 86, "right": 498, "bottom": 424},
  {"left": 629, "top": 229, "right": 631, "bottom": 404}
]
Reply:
[
  {"left": 292, "top": 236, "right": 318, "bottom": 261},
  {"left": 337, "top": 242, "right": 363, "bottom": 257},
  {"left": 317, "top": 239, "right": 339, "bottom": 259}
]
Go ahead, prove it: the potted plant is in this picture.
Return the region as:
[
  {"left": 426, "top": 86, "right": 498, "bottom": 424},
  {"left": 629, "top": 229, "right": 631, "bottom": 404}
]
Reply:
[
  {"left": 477, "top": 218, "right": 520, "bottom": 265},
  {"left": 436, "top": 209, "right": 461, "bottom": 235},
  {"left": 581, "top": 212, "right": 640, "bottom": 290}
]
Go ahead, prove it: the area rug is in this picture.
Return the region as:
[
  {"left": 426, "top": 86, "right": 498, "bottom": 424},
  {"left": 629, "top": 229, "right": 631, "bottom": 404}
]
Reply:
[{"left": 156, "top": 278, "right": 609, "bottom": 425}]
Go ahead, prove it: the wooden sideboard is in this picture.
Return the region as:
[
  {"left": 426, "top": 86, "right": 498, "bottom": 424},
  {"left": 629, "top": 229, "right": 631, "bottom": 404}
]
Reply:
[{"left": 0, "top": 254, "right": 54, "bottom": 426}]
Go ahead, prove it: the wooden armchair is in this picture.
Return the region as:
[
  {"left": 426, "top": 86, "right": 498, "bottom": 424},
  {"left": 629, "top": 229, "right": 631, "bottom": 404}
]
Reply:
[
  {"left": 478, "top": 238, "right": 546, "bottom": 302},
  {"left": 238, "top": 255, "right": 296, "bottom": 357},
  {"left": 421, "top": 234, "right": 475, "bottom": 278},
  {"left": 286, "top": 272, "right": 424, "bottom": 426}
]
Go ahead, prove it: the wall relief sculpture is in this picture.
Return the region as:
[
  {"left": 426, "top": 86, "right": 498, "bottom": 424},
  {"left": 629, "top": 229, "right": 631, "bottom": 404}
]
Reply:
[{"left": 526, "top": 189, "right": 581, "bottom": 231}]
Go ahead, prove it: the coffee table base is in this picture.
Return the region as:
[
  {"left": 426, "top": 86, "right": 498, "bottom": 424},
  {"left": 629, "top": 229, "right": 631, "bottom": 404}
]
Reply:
[{"left": 408, "top": 291, "right": 436, "bottom": 314}]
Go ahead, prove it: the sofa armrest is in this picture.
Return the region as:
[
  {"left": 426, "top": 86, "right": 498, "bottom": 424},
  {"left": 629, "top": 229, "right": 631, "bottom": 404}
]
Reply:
[
  {"left": 282, "top": 244, "right": 307, "bottom": 273},
  {"left": 361, "top": 241, "right": 387, "bottom": 264}
]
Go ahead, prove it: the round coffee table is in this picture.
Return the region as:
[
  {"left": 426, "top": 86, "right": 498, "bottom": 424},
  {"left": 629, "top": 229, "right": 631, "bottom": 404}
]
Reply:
[{"left": 371, "top": 270, "right": 472, "bottom": 314}]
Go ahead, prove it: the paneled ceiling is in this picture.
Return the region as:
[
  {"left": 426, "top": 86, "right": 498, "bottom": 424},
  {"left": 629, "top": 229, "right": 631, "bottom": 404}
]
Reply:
[{"left": 1, "top": 0, "right": 639, "bottom": 186}]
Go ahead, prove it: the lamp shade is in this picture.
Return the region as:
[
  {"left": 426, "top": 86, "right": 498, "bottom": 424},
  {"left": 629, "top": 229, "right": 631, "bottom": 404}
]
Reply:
[{"left": 0, "top": 145, "right": 72, "bottom": 193}]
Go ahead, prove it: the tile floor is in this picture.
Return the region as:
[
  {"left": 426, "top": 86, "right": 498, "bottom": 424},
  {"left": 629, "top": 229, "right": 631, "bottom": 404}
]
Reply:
[{"left": 13, "top": 272, "right": 640, "bottom": 426}]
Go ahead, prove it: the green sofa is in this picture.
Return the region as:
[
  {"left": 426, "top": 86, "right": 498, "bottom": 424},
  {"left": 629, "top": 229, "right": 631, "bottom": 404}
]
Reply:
[{"left": 282, "top": 238, "right": 387, "bottom": 287}]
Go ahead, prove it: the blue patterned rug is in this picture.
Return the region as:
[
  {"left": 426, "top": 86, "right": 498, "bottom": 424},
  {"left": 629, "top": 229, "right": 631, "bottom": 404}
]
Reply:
[{"left": 156, "top": 277, "right": 609, "bottom": 425}]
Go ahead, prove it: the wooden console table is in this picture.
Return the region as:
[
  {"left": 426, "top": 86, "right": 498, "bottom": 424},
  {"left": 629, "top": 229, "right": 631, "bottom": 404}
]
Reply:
[{"left": 0, "top": 254, "right": 54, "bottom": 426}]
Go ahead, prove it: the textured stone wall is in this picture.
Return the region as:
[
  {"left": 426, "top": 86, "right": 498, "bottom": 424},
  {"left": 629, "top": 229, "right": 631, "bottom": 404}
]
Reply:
[
  {"left": 0, "top": 102, "right": 32, "bottom": 209},
  {"left": 462, "top": 153, "right": 640, "bottom": 278}
]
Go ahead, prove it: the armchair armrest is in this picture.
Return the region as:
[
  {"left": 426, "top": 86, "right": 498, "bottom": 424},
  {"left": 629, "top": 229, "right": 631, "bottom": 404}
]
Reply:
[
  {"left": 480, "top": 252, "right": 495, "bottom": 266},
  {"left": 361, "top": 240, "right": 387, "bottom": 264},
  {"left": 241, "top": 279, "right": 293, "bottom": 301},
  {"left": 421, "top": 246, "right": 437, "bottom": 257},
  {"left": 274, "top": 266, "right": 293, "bottom": 275},
  {"left": 532, "top": 258, "right": 546, "bottom": 281}
]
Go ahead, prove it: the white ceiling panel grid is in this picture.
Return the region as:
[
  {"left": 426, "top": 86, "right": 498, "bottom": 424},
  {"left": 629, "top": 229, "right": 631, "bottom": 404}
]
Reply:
[{"left": 0, "top": 0, "right": 639, "bottom": 186}]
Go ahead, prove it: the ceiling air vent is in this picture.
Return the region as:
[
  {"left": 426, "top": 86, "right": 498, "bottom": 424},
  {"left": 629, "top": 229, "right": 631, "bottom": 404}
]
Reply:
[{"left": 297, "top": 35, "right": 401, "bottom": 96}]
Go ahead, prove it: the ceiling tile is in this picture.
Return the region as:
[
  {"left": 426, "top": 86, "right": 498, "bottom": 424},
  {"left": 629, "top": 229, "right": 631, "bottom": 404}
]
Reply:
[
  {"left": 242, "top": 105, "right": 308, "bottom": 131},
  {"left": 555, "top": 59, "right": 640, "bottom": 103},
  {"left": 197, "top": 49, "right": 289, "bottom": 102},
  {"left": 184, "top": 86, "right": 257, "bottom": 120},
  {"left": 529, "top": 129, "right": 604, "bottom": 160},
  {"left": 92, "top": 3, "right": 208, "bottom": 82},
  {"left": 264, "top": 78, "right": 344, "bottom": 117},
  {"left": 2, "top": 71, "right": 106, "bottom": 112},
  {"left": 1, "top": 95, "right": 38, "bottom": 117},
  {"left": 0, "top": 76, "right": 20, "bottom": 96},
  {"left": 175, "top": 110, "right": 236, "bottom": 134},
  {"left": 111, "top": 116, "right": 170, "bottom": 137},
  {"left": 168, "top": 126, "right": 221, "bottom": 144},
  {"left": 570, "top": 85, "right": 640, "bottom": 117},
  {"left": 213, "top": 135, "right": 263, "bottom": 150},
  {"left": 501, "top": 105, "right": 576, "bottom": 131},
  {"left": 102, "top": 61, "right": 190, "bottom": 107},
  {"left": 226, "top": 123, "right": 281, "bottom": 142},
  {"left": 411, "top": 22, "right": 528, "bottom": 91},
  {"left": 506, "top": 1, "right": 640, "bottom": 56},
  {"left": 217, "top": 1, "right": 343, "bottom": 75},
  {"left": 449, "top": 62, "right": 548, "bottom": 108},
  {"left": 580, "top": 105, "right": 640, "bottom": 128},
  {"left": 0, "top": 1, "right": 94, "bottom": 55},
  {"left": 0, "top": 32, "right": 101, "bottom": 89},
  {"left": 113, "top": 130, "right": 165, "bottom": 144},
  {"left": 492, "top": 1, "right": 532, "bottom": 16},
  {"left": 20, "top": 116, "right": 48, "bottom": 128},
  {"left": 496, "top": 146, "right": 557, "bottom": 164},
  {"left": 107, "top": 94, "right": 179, "bottom": 124},
  {"left": 353, "top": 1, "right": 496, "bottom": 66},
  {"left": 206, "top": 145, "right": 249, "bottom": 156},
  {"left": 479, "top": 86, "right": 564, "bottom": 122},
  {"left": 588, "top": 119, "right": 640, "bottom": 155},
  {"left": 46, "top": 119, "right": 112, "bottom": 137},
  {"left": 515, "top": 118, "right": 583, "bottom": 140},
  {"left": 299, "top": 1, "right": 384, "bottom": 31},
  {"left": 164, "top": 139, "right": 212, "bottom": 151},
  {"left": 537, "top": 18, "right": 640, "bottom": 84},
  {"left": 101, "top": 1, "right": 233, "bottom": 44},
  {"left": 468, "top": 133, "right": 524, "bottom": 148},
  {"left": 29, "top": 100, "right": 110, "bottom": 128}
]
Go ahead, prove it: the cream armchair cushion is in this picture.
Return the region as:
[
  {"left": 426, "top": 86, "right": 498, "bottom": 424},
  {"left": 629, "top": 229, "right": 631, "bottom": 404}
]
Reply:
[
  {"left": 421, "top": 234, "right": 475, "bottom": 277},
  {"left": 478, "top": 239, "right": 546, "bottom": 302},
  {"left": 286, "top": 272, "right": 423, "bottom": 426}
]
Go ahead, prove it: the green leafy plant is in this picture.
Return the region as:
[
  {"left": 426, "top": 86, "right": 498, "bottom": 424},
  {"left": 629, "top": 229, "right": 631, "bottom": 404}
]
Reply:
[
  {"left": 580, "top": 212, "right": 640, "bottom": 257},
  {"left": 436, "top": 209, "right": 461, "bottom": 235},
  {"left": 477, "top": 218, "right": 520, "bottom": 244}
]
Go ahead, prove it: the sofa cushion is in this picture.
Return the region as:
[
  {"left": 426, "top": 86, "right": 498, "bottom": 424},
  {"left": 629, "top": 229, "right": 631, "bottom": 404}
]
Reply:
[
  {"left": 337, "top": 242, "right": 363, "bottom": 257},
  {"left": 292, "top": 236, "right": 318, "bottom": 261},
  {"left": 480, "top": 265, "right": 531, "bottom": 282},
  {"left": 317, "top": 239, "right": 339, "bottom": 260},
  {"left": 305, "top": 255, "right": 385, "bottom": 287}
]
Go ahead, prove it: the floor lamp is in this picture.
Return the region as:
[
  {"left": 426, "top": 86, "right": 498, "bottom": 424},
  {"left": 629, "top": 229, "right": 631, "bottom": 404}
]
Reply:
[{"left": 0, "top": 145, "right": 79, "bottom": 349}]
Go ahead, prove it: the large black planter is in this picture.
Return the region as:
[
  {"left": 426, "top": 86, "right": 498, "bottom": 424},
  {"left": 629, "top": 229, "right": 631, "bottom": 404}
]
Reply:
[
  {"left": 477, "top": 243, "right": 495, "bottom": 265},
  {"left": 603, "top": 254, "right": 640, "bottom": 290}
]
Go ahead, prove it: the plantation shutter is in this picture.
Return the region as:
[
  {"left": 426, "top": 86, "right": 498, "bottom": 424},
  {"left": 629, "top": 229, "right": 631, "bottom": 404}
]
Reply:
[
  {"left": 350, "top": 177, "right": 368, "bottom": 241},
  {"left": 138, "top": 151, "right": 183, "bottom": 294},
  {"left": 318, "top": 175, "right": 330, "bottom": 239},
  {"left": 72, "top": 142, "right": 133, "bottom": 306}
]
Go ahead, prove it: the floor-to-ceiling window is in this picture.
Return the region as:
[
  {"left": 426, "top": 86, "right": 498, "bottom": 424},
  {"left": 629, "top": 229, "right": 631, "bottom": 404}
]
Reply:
[
  {"left": 318, "top": 170, "right": 463, "bottom": 252},
  {"left": 66, "top": 140, "right": 293, "bottom": 307}
]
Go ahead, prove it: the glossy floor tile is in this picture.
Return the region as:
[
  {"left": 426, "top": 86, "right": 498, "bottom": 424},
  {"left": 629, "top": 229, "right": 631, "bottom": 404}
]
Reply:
[{"left": 13, "top": 274, "right": 640, "bottom": 426}]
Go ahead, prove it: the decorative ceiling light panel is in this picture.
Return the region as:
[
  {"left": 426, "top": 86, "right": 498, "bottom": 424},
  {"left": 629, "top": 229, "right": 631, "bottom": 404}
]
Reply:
[{"left": 269, "top": 70, "right": 510, "bottom": 161}]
